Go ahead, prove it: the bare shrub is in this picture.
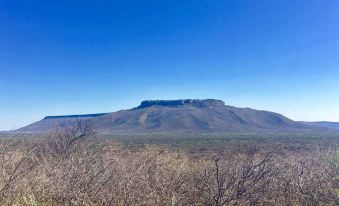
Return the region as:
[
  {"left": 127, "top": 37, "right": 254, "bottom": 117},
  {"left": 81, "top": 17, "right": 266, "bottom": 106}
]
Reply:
[
  {"left": 0, "top": 138, "right": 36, "bottom": 205},
  {"left": 266, "top": 149, "right": 338, "bottom": 205},
  {"left": 47, "top": 119, "right": 96, "bottom": 157},
  {"left": 190, "top": 148, "right": 274, "bottom": 206},
  {"left": 0, "top": 127, "right": 337, "bottom": 205}
]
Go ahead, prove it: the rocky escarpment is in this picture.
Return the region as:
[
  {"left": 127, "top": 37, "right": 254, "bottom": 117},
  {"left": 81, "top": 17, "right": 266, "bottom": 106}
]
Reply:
[{"left": 137, "top": 99, "right": 225, "bottom": 109}]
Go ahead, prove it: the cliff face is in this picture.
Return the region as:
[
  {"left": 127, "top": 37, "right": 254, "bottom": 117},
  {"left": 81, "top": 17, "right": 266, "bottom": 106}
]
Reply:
[{"left": 137, "top": 99, "right": 225, "bottom": 108}]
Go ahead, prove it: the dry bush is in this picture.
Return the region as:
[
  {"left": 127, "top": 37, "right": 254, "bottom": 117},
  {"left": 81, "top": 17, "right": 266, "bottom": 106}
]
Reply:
[
  {"left": 0, "top": 123, "right": 337, "bottom": 205},
  {"left": 266, "top": 149, "right": 338, "bottom": 205},
  {"left": 0, "top": 138, "right": 36, "bottom": 205},
  {"left": 190, "top": 149, "right": 274, "bottom": 206}
]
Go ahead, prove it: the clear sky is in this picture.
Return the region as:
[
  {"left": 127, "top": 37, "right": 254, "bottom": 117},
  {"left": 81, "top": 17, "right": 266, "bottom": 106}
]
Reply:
[{"left": 1, "top": 0, "right": 339, "bottom": 130}]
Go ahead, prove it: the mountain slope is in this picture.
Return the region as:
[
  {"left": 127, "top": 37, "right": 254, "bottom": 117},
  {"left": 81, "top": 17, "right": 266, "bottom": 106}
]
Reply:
[
  {"left": 302, "top": 121, "right": 339, "bottom": 130},
  {"left": 16, "top": 99, "right": 321, "bottom": 133}
]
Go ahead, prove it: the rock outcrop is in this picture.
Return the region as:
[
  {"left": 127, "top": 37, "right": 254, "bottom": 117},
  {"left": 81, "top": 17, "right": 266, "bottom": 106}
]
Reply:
[{"left": 137, "top": 99, "right": 225, "bottom": 109}]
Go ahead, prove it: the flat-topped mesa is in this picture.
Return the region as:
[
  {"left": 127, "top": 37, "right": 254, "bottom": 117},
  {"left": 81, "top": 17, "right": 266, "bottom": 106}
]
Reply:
[
  {"left": 44, "top": 113, "right": 108, "bottom": 119},
  {"left": 137, "top": 99, "right": 225, "bottom": 109}
]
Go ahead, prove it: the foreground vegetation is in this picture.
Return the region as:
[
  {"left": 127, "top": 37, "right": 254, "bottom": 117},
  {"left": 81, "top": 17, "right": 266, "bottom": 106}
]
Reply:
[{"left": 0, "top": 122, "right": 338, "bottom": 205}]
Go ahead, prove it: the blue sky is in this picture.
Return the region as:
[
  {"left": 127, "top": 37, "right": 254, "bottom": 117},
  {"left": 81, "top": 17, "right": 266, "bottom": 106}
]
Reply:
[{"left": 1, "top": 0, "right": 339, "bottom": 130}]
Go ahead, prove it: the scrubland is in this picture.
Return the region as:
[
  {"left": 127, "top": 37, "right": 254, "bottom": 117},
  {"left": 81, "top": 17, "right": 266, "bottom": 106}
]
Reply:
[{"left": 0, "top": 122, "right": 338, "bottom": 205}]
